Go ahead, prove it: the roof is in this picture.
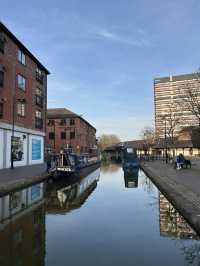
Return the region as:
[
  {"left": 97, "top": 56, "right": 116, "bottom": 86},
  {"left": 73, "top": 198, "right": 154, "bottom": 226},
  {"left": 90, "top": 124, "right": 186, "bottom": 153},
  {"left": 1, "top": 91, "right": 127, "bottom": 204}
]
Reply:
[
  {"left": 154, "top": 73, "right": 199, "bottom": 84},
  {"left": 47, "top": 108, "right": 96, "bottom": 131},
  {"left": 0, "top": 22, "right": 50, "bottom": 74},
  {"left": 123, "top": 140, "right": 148, "bottom": 149},
  {"left": 47, "top": 108, "right": 77, "bottom": 118},
  {"left": 104, "top": 140, "right": 149, "bottom": 152}
]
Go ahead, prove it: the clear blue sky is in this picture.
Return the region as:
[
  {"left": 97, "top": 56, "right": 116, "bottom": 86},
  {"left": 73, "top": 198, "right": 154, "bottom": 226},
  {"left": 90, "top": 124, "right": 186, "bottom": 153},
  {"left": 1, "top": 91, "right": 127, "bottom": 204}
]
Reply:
[{"left": 1, "top": 0, "right": 200, "bottom": 140}]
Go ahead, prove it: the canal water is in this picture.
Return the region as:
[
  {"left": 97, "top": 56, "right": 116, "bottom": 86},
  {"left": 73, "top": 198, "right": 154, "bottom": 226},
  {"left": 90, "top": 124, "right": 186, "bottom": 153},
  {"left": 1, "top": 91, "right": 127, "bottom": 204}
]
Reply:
[{"left": 0, "top": 164, "right": 200, "bottom": 266}]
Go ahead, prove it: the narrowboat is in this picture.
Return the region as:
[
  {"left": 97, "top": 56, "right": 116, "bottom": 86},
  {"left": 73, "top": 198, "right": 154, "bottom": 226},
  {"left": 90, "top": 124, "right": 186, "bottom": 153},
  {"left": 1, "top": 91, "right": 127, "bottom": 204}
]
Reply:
[
  {"left": 122, "top": 147, "right": 140, "bottom": 171},
  {"left": 50, "top": 148, "right": 100, "bottom": 177}
]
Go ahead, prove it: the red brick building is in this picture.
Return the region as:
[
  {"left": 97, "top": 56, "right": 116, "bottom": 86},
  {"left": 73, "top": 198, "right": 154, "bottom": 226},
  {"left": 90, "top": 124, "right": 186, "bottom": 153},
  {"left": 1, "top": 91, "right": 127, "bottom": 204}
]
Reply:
[
  {"left": 46, "top": 108, "right": 97, "bottom": 155},
  {"left": 0, "top": 22, "right": 49, "bottom": 169}
]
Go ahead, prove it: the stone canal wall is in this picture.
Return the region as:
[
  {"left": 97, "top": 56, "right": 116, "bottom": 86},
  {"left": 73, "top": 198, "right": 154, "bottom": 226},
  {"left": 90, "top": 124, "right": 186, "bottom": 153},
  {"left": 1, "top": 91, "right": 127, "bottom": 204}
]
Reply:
[{"left": 141, "top": 160, "right": 200, "bottom": 235}]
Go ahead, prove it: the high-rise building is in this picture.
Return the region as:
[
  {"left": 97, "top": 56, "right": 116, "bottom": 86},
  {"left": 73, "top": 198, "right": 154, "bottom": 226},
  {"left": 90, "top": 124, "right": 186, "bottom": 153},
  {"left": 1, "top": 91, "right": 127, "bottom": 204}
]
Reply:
[
  {"left": 0, "top": 22, "right": 50, "bottom": 169},
  {"left": 154, "top": 73, "right": 200, "bottom": 137}
]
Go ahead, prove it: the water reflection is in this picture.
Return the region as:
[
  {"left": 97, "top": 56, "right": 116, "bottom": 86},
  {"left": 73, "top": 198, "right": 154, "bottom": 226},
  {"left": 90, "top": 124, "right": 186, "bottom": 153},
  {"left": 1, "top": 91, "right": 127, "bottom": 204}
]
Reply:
[
  {"left": 0, "top": 183, "right": 45, "bottom": 266},
  {"left": 46, "top": 168, "right": 100, "bottom": 214},
  {"left": 123, "top": 168, "right": 139, "bottom": 188},
  {"left": 1, "top": 165, "right": 200, "bottom": 265},
  {"left": 159, "top": 193, "right": 198, "bottom": 239},
  {"left": 100, "top": 162, "right": 120, "bottom": 173}
]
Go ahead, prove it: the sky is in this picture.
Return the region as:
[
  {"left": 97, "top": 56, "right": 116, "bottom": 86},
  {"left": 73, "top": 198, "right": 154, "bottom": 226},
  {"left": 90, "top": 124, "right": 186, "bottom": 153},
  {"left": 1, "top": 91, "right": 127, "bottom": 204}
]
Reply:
[{"left": 1, "top": 0, "right": 200, "bottom": 140}]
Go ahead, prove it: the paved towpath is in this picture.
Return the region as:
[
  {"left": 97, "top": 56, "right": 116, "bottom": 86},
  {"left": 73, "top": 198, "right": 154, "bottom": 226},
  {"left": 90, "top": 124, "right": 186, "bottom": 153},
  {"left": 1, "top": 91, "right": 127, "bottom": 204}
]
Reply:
[
  {"left": 0, "top": 163, "right": 50, "bottom": 195},
  {"left": 141, "top": 158, "right": 200, "bottom": 234}
]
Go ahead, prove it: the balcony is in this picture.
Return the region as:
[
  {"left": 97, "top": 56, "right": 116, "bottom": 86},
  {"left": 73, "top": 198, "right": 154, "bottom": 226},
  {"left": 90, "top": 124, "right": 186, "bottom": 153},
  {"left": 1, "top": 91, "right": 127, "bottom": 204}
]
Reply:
[
  {"left": 35, "top": 117, "right": 43, "bottom": 129},
  {"left": 35, "top": 95, "right": 43, "bottom": 108},
  {"left": 36, "top": 72, "right": 44, "bottom": 84}
]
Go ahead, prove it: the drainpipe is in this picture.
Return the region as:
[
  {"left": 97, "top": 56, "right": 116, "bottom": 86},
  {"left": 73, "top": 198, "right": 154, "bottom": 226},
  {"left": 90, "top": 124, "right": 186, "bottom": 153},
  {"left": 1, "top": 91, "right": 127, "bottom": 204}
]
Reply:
[{"left": 11, "top": 66, "right": 16, "bottom": 169}]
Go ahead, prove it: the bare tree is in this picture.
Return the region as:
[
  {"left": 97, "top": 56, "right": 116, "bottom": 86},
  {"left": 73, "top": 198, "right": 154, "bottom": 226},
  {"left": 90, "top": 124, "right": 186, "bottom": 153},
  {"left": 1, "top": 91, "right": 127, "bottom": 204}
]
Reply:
[
  {"left": 140, "top": 126, "right": 155, "bottom": 153},
  {"left": 177, "top": 72, "right": 200, "bottom": 126},
  {"left": 161, "top": 103, "right": 182, "bottom": 157},
  {"left": 98, "top": 134, "right": 121, "bottom": 151}
]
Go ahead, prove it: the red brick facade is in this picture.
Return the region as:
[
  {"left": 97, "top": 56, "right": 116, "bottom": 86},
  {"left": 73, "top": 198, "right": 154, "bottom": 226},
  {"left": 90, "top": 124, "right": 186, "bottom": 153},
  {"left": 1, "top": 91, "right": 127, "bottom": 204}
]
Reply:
[
  {"left": 46, "top": 108, "right": 97, "bottom": 154},
  {"left": 0, "top": 22, "right": 49, "bottom": 169},
  {"left": 0, "top": 22, "right": 49, "bottom": 131}
]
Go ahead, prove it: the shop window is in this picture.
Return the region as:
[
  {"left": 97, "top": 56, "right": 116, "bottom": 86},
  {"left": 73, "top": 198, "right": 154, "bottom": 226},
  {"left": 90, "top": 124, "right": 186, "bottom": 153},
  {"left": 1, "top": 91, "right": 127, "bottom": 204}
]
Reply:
[
  {"left": 70, "top": 131, "right": 75, "bottom": 139},
  {"left": 32, "top": 138, "right": 42, "bottom": 160},
  {"left": 49, "top": 132, "right": 55, "bottom": 139},
  {"left": 11, "top": 136, "right": 24, "bottom": 161},
  {"left": 61, "top": 132, "right": 66, "bottom": 139},
  {"left": 17, "top": 74, "right": 26, "bottom": 90},
  {"left": 18, "top": 50, "right": 26, "bottom": 65},
  {"left": 17, "top": 102, "right": 25, "bottom": 117}
]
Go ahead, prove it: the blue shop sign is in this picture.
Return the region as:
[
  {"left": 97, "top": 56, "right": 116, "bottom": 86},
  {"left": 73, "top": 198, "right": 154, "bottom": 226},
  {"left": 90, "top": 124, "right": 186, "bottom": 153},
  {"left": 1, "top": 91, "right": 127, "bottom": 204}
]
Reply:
[
  {"left": 32, "top": 139, "right": 41, "bottom": 160},
  {"left": 31, "top": 184, "right": 41, "bottom": 201}
]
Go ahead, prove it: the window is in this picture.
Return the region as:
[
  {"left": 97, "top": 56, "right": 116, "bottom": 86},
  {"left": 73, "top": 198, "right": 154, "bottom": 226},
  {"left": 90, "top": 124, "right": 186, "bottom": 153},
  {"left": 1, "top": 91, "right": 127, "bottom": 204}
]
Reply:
[
  {"left": 18, "top": 50, "right": 26, "bottom": 65},
  {"left": 36, "top": 68, "right": 43, "bottom": 84},
  {"left": 35, "top": 110, "right": 42, "bottom": 119},
  {"left": 70, "top": 119, "right": 75, "bottom": 125},
  {"left": 17, "top": 74, "right": 26, "bottom": 90},
  {"left": 60, "top": 119, "right": 66, "bottom": 125},
  {"left": 70, "top": 131, "right": 75, "bottom": 139},
  {"left": 36, "top": 87, "right": 42, "bottom": 96},
  {"left": 35, "top": 94, "right": 43, "bottom": 107},
  {"left": 35, "top": 88, "right": 43, "bottom": 107},
  {"left": 0, "top": 102, "right": 3, "bottom": 118},
  {"left": 49, "top": 132, "right": 55, "bottom": 139},
  {"left": 48, "top": 119, "right": 54, "bottom": 126},
  {"left": 0, "top": 70, "right": 4, "bottom": 87},
  {"left": 61, "top": 132, "right": 66, "bottom": 139},
  {"left": 11, "top": 136, "right": 24, "bottom": 161},
  {"left": 17, "top": 102, "right": 25, "bottom": 116},
  {"left": 0, "top": 32, "right": 5, "bottom": 54}
]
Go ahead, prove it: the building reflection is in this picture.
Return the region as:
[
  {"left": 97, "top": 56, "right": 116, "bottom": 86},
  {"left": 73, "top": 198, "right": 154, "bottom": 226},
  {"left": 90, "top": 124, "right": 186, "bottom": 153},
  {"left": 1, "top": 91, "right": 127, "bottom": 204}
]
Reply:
[
  {"left": 159, "top": 193, "right": 198, "bottom": 239},
  {"left": 0, "top": 182, "right": 45, "bottom": 266},
  {"left": 46, "top": 168, "right": 100, "bottom": 214},
  {"left": 123, "top": 168, "right": 139, "bottom": 188},
  {"left": 100, "top": 163, "right": 121, "bottom": 174}
]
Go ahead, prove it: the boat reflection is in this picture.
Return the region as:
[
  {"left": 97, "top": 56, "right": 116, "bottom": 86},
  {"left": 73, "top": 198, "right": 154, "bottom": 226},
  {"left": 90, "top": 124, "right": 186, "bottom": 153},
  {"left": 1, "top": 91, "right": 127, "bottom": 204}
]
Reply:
[
  {"left": 0, "top": 182, "right": 45, "bottom": 266},
  {"left": 46, "top": 168, "right": 100, "bottom": 214},
  {"left": 123, "top": 168, "right": 139, "bottom": 188}
]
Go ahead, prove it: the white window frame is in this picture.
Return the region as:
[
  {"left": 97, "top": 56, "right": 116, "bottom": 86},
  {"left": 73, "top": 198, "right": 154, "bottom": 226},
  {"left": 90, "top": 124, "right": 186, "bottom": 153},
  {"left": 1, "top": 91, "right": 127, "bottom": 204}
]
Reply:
[
  {"left": 18, "top": 50, "right": 26, "bottom": 65},
  {"left": 17, "top": 74, "right": 26, "bottom": 90},
  {"left": 17, "top": 102, "right": 25, "bottom": 116}
]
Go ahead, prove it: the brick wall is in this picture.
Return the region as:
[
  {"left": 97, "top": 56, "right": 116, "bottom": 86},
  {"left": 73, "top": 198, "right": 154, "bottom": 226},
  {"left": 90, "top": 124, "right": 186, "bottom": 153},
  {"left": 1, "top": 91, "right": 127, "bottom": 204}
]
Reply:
[
  {"left": 46, "top": 116, "right": 97, "bottom": 154},
  {"left": 0, "top": 28, "right": 47, "bottom": 133}
]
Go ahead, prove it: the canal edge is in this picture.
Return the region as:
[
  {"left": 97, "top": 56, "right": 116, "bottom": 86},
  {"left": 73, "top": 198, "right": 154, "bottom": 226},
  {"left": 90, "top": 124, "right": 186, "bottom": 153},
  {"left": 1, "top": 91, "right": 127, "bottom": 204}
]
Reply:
[{"left": 140, "top": 162, "right": 200, "bottom": 235}]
